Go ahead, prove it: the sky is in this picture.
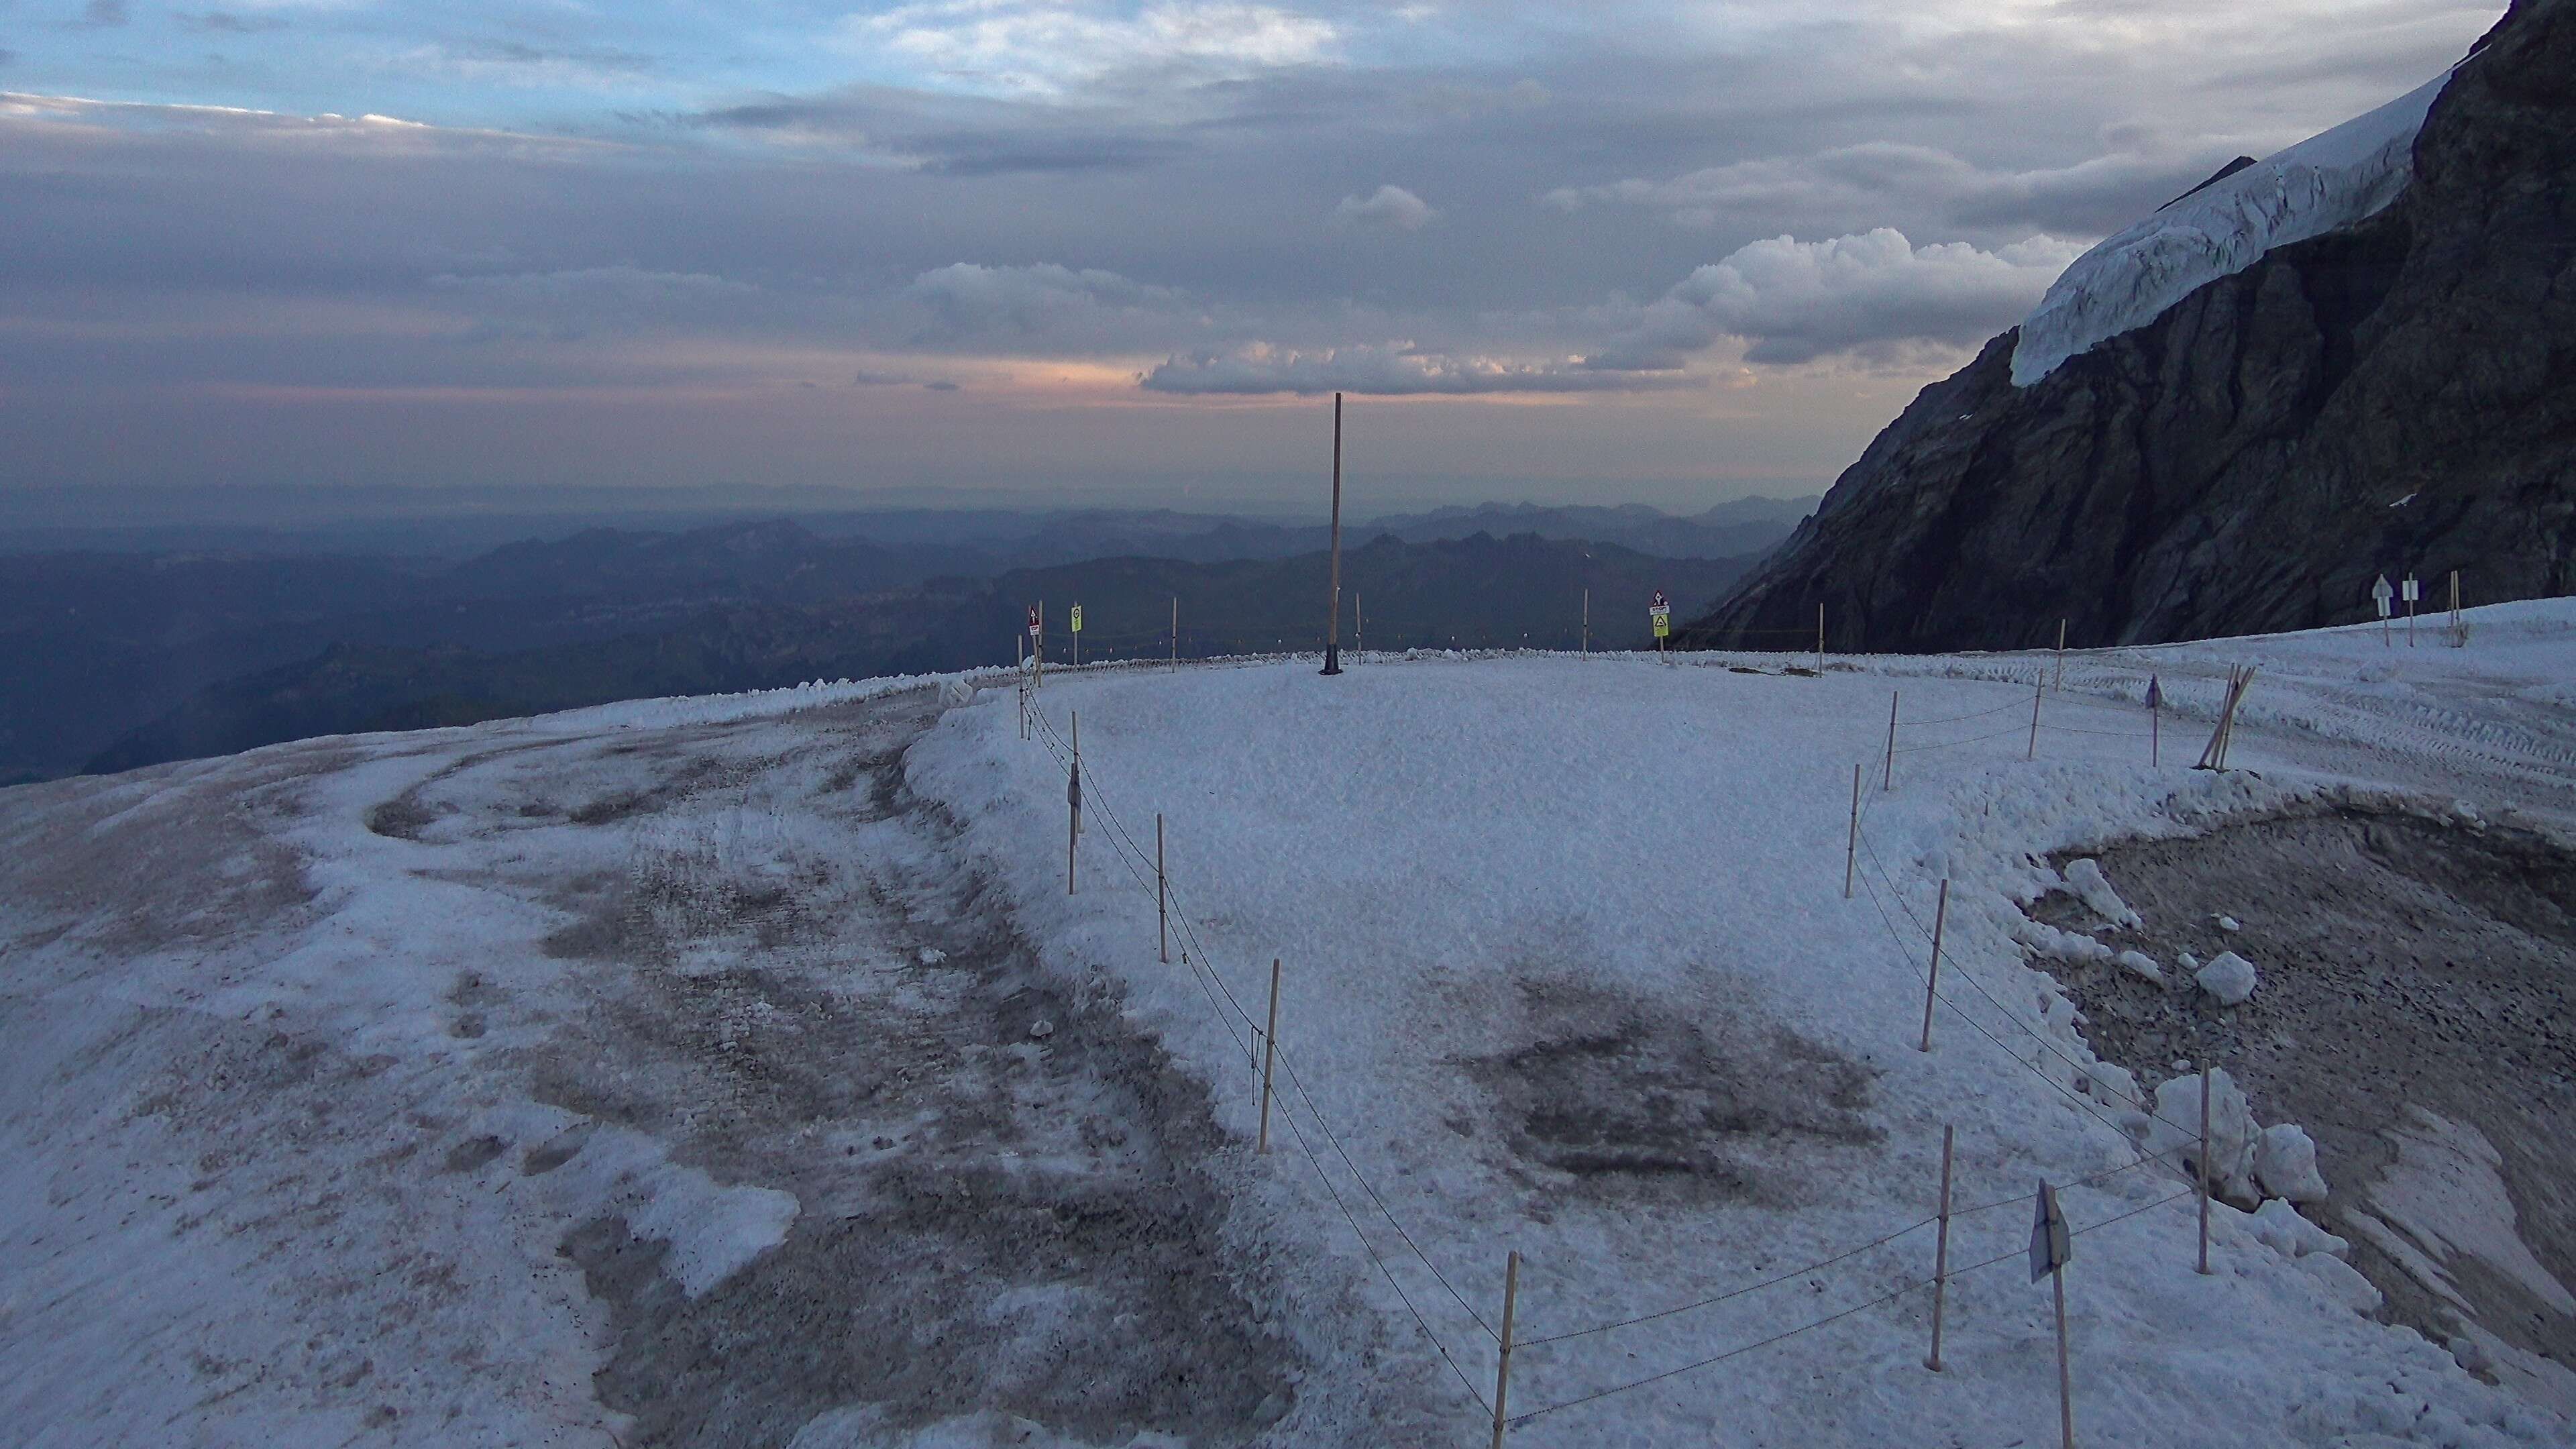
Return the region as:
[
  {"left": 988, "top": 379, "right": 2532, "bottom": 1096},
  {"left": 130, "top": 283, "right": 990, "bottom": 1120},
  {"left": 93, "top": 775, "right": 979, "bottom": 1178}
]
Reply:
[{"left": 0, "top": 0, "right": 2502, "bottom": 515}]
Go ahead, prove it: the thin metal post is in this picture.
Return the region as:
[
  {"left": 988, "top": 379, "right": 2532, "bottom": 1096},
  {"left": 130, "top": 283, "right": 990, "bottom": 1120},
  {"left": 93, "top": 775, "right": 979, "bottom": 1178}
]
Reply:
[
  {"left": 1883, "top": 692, "right": 1898, "bottom": 791},
  {"left": 1322, "top": 392, "right": 1345, "bottom": 676},
  {"left": 1917, "top": 879, "right": 1949, "bottom": 1051},
  {"left": 2054, "top": 1264, "right": 2075, "bottom": 1449},
  {"left": 1157, "top": 814, "right": 1169, "bottom": 963},
  {"left": 2054, "top": 619, "right": 2067, "bottom": 692},
  {"left": 1582, "top": 588, "right": 1589, "bottom": 653},
  {"left": 1490, "top": 1251, "right": 1521, "bottom": 1449},
  {"left": 1925, "top": 1124, "right": 1954, "bottom": 1371},
  {"left": 1817, "top": 601, "right": 1827, "bottom": 674},
  {"left": 2029, "top": 678, "right": 2043, "bottom": 759},
  {"left": 1844, "top": 763, "right": 1861, "bottom": 900},
  {"left": 1258, "top": 959, "right": 1282, "bottom": 1152},
  {"left": 2196, "top": 1064, "right": 2213, "bottom": 1275},
  {"left": 1171, "top": 596, "right": 1179, "bottom": 668}
]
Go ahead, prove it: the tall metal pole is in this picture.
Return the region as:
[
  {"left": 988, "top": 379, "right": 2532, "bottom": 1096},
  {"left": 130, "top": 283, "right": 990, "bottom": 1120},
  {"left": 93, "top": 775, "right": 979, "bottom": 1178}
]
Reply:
[{"left": 1321, "top": 392, "right": 1345, "bottom": 676}]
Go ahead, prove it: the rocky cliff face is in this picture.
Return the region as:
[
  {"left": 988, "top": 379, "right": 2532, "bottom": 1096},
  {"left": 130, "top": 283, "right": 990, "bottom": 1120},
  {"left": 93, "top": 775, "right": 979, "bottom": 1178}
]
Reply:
[{"left": 1692, "top": 0, "right": 2573, "bottom": 652}]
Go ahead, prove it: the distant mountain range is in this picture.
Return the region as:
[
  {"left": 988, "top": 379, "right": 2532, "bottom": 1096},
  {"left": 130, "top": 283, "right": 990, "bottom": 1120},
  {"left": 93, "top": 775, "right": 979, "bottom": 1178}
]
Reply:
[{"left": 2, "top": 498, "right": 1811, "bottom": 784}]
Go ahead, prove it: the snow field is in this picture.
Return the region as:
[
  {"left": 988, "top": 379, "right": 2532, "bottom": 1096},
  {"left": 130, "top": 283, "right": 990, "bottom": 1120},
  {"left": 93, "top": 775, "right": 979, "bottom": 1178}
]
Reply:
[{"left": 906, "top": 633, "right": 2569, "bottom": 1446}]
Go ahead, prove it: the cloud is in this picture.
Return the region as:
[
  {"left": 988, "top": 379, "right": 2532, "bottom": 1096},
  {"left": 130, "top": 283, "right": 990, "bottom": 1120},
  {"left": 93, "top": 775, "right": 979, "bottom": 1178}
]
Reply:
[
  {"left": 1588, "top": 229, "right": 2084, "bottom": 368},
  {"left": 1140, "top": 341, "right": 1702, "bottom": 395},
  {"left": 1334, "top": 184, "right": 1435, "bottom": 231},
  {"left": 1544, "top": 141, "right": 2222, "bottom": 239},
  {"left": 840, "top": 1, "right": 1337, "bottom": 98},
  {"left": 175, "top": 11, "right": 290, "bottom": 34},
  {"left": 853, "top": 368, "right": 964, "bottom": 390},
  {"left": 429, "top": 266, "right": 758, "bottom": 339},
  {"left": 905, "top": 262, "right": 1182, "bottom": 338},
  {"left": 73, "top": 0, "right": 130, "bottom": 29}
]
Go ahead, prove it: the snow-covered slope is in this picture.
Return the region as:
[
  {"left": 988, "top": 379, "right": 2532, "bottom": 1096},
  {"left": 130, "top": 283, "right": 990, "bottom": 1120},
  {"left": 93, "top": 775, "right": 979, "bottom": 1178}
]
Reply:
[
  {"left": 2011, "top": 71, "right": 2452, "bottom": 386},
  {"left": 4, "top": 605, "right": 2573, "bottom": 1446}
]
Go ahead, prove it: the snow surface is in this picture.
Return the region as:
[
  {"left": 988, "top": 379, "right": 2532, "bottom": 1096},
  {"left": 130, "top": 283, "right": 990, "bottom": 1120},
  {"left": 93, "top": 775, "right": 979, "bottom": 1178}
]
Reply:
[
  {"left": 2011, "top": 70, "right": 2451, "bottom": 386},
  {"left": 6, "top": 599, "right": 2576, "bottom": 1446}
]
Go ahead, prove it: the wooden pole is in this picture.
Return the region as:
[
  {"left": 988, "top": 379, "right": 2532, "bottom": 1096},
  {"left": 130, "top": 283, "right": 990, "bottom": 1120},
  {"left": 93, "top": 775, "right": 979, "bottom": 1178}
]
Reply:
[
  {"left": 1883, "top": 692, "right": 1898, "bottom": 791},
  {"left": 1322, "top": 392, "right": 1345, "bottom": 676},
  {"left": 2054, "top": 619, "right": 2067, "bottom": 692},
  {"left": 2151, "top": 699, "right": 2159, "bottom": 768},
  {"left": 1157, "top": 814, "right": 1169, "bottom": 964},
  {"left": 1844, "top": 763, "right": 1861, "bottom": 900},
  {"left": 2028, "top": 678, "right": 2043, "bottom": 760},
  {"left": 1036, "top": 600, "right": 1044, "bottom": 687},
  {"left": 1918, "top": 879, "right": 1949, "bottom": 1052},
  {"left": 2196, "top": 1064, "right": 2213, "bottom": 1275},
  {"left": 1171, "top": 596, "right": 1179, "bottom": 668},
  {"left": 1490, "top": 1250, "right": 1521, "bottom": 1449},
  {"left": 1356, "top": 588, "right": 1364, "bottom": 656},
  {"left": 1582, "top": 588, "right": 1589, "bottom": 654},
  {"left": 2053, "top": 1263, "right": 2076, "bottom": 1449},
  {"left": 1072, "top": 606, "right": 1080, "bottom": 667},
  {"left": 1071, "top": 712, "right": 1082, "bottom": 835},
  {"left": 1925, "top": 1124, "right": 1954, "bottom": 1371},
  {"left": 1817, "top": 601, "right": 1827, "bottom": 675},
  {"left": 1258, "top": 959, "right": 1282, "bottom": 1152}
]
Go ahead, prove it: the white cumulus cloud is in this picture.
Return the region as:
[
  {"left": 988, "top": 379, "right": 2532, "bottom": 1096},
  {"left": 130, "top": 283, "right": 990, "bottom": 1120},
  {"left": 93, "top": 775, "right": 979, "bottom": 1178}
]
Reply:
[
  {"left": 1140, "top": 341, "right": 1699, "bottom": 395},
  {"left": 905, "top": 261, "right": 1182, "bottom": 337},
  {"left": 1333, "top": 184, "right": 1435, "bottom": 230},
  {"left": 844, "top": 1, "right": 1336, "bottom": 97},
  {"left": 1589, "top": 229, "right": 2084, "bottom": 369}
]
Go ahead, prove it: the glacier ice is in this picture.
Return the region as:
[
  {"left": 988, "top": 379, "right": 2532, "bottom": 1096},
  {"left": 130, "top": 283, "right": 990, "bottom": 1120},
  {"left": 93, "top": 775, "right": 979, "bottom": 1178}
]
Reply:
[{"left": 2010, "top": 70, "right": 2453, "bottom": 387}]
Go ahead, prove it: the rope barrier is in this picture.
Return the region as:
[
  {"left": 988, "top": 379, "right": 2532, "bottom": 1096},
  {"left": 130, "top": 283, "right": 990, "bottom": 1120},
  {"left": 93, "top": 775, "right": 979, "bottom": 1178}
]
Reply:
[
  {"left": 1002, "top": 677, "right": 2218, "bottom": 1435},
  {"left": 1853, "top": 833, "right": 2206, "bottom": 1146},
  {"left": 1894, "top": 725, "right": 2029, "bottom": 755},
  {"left": 1507, "top": 1185, "right": 2198, "bottom": 1426},
  {"left": 1028, "top": 706, "right": 1506, "bottom": 1357}
]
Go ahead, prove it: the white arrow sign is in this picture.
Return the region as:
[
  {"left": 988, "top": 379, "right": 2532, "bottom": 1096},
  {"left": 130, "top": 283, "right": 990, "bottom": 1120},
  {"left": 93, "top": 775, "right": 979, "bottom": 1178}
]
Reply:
[{"left": 2371, "top": 574, "right": 2394, "bottom": 619}]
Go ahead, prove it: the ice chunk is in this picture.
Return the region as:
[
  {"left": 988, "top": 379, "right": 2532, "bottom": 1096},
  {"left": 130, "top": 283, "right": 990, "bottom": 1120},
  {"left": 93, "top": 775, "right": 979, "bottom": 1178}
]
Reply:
[
  {"left": 2300, "top": 1253, "right": 2383, "bottom": 1314},
  {"left": 2085, "top": 1061, "right": 2143, "bottom": 1112},
  {"left": 2012, "top": 70, "right": 2451, "bottom": 385},
  {"left": 2257, "top": 1122, "right": 2330, "bottom": 1203},
  {"left": 2062, "top": 858, "right": 2142, "bottom": 929},
  {"left": 2217, "top": 914, "right": 2242, "bottom": 932},
  {"left": 2139, "top": 1068, "right": 2257, "bottom": 1201},
  {"left": 2114, "top": 949, "right": 2163, "bottom": 983},
  {"left": 2250, "top": 1197, "right": 2349, "bottom": 1259},
  {"left": 2012, "top": 916, "right": 2112, "bottom": 966},
  {"left": 2196, "top": 951, "right": 2259, "bottom": 1006}
]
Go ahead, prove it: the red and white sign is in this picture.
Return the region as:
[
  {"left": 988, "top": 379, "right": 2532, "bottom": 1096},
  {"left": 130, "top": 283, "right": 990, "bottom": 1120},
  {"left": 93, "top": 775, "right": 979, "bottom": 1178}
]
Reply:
[{"left": 1027, "top": 606, "right": 1042, "bottom": 637}]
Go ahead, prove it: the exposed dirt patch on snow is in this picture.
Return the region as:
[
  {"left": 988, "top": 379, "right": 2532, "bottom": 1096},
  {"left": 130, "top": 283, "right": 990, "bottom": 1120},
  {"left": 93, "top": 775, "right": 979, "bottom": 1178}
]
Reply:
[
  {"left": 509, "top": 696, "right": 1302, "bottom": 1447},
  {"left": 1464, "top": 981, "right": 1878, "bottom": 1201},
  {"left": 2021, "top": 804, "right": 2576, "bottom": 1407}
]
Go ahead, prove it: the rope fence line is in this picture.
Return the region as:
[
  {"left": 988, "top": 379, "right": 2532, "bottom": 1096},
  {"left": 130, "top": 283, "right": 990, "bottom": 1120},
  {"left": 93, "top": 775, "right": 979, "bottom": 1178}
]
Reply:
[
  {"left": 1026, "top": 707, "right": 1506, "bottom": 1362},
  {"left": 1507, "top": 1185, "right": 2199, "bottom": 1427},
  {"left": 1038, "top": 710, "right": 1501, "bottom": 1342},
  {"left": 1851, "top": 829, "right": 2206, "bottom": 1148},
  {"left": 1894, "top": 725, "right": 2028, "bottom": 755},
  {"left": 1000, "top": 670, "right": 2226, "bottom": 1442}
]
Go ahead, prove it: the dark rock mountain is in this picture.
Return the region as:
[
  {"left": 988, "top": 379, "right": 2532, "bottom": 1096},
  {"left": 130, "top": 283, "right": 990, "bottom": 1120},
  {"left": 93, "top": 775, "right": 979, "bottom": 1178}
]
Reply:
[{"left": 1693, "top": 0, "right": 2573, "bottom": 653}]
